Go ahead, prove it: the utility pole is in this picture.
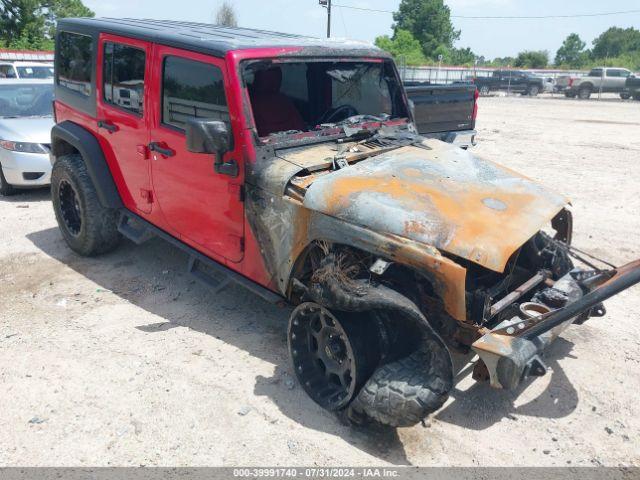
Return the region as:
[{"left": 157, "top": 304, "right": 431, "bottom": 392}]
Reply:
[{"left": 320, "top": 0, "right": 332, "bottom": 38}]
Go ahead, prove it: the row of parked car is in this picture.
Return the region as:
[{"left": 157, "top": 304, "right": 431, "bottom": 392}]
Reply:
[
  {"left": 473, "top": 67, "right": 640, "bottom": 100},
  {"left": 0, "top": 61, "right": 55, "bottom": 195},
  {"left": 556, "top": 67, "right": 640, "bottom": 100}
]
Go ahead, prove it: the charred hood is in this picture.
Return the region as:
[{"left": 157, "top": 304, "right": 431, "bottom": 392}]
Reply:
[{"left": 294, "top": 140, "right": 568, "bottom": 273}]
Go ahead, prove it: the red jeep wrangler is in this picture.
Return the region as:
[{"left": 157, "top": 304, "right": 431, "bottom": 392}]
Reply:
[{"left": 50, "top": 18, "right": 640, "bottom": 428}]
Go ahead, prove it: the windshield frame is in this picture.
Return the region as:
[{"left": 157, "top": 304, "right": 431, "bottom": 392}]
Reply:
[{"left": 240, "top": 56, "right": 411, "bottom": 147}]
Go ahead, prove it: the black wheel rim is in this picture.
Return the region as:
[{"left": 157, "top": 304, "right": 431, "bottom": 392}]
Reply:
[
  {"left": 58, "top": 179, "right": 82, "bottom": 236},
  {"left": 289, "top": 304, "right": 358, "bottom": 411}
]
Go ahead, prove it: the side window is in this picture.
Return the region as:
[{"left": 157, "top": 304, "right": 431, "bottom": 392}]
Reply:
[
  {"left": 607, "top": 69, "right": 621, "bottom": 78},
  {"left": 0, "top": 65, "right": 16, "bottom": 78},
  {"left": 589, "top": 68, "right": 603, "bottom": 77},
  {"left": 57, "top": 31, "right": 93, "bottom": 96},
  {"left": 103, "top": 42, "right": 146, "bottom": 115},
  {"left": 162, "top": 56, "right": 228, "bottom": 131}
]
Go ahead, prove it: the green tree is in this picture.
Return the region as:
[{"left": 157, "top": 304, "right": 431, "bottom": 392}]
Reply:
[
  {"left": 214, "top": 1, "right": 237, "bottom": 27},
  {"left": 488, "top": 56, "right": 516, "bottom": 67},
  {"left": 514, "top": 50, "right": 549, "bottom": 69},
  {"left": 392, "top": 0, "right": 460, "bottom": 59},
  {"left": 447, "top": 47, "right": 476, "bottom": 66},
  {"left": 0, "top": 0, "right": 93, "bottom": 49},
  {"left": 592, "top": 27, "right": 640, "bottom": 59},
  {"left": 375, "top": 29, "right": 427, "bottom": 65},
  {"left": 555, "top": 33, "right": 587, "bottom": 67}
]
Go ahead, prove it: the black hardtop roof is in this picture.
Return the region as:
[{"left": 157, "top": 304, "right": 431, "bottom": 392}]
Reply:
[{"left": 57, "top": 17, "right": 389, "bottom": 59}]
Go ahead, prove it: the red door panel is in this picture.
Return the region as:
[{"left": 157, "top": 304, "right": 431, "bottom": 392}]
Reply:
[
  {"left": 149, "top": 46, "right": 244, "bottom": 263},
  {"left": 96, "top": 33, "right": 152, "bottom": 214}
]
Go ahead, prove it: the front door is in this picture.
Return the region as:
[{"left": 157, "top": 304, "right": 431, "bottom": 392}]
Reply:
[
  {"left": 149, "top": 46, "right": 244, "bottom": 263},
  {"left": 96, "top": 34, "right": 152, "bottom": 214}
]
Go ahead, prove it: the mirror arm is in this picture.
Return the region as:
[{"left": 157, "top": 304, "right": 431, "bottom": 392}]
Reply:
[{"left": 214, "top": 150, "right": 239, "bottom": 177}]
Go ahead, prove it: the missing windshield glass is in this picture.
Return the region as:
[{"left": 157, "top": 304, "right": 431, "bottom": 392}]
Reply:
[{"left": 244, "top": 60, "right": 408, "bottom": 138}]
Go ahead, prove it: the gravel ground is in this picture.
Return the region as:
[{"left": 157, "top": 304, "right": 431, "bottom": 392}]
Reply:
[{"left": 1, "top": 96, "right": 639, "bottom": 467}]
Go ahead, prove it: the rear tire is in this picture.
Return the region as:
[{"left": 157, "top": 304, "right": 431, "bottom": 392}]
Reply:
[
  {"left": 620, "top": 92, "right": 631, "bottom": 100},
  {"left": 0, "top": 165, "right": 16, "bottom": 196},
  {"left": 578, "top": 86, "right": 592, "bottom": 99},
  {"left": 51, "top": 154, "right": 121, "bottom": 256},
  {"left": 527, "top": 85, "right": 540, "bottom": 96}
]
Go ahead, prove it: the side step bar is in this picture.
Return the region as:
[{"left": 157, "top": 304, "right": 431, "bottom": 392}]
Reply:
[
  {"left": 118, "top": 213, "right": 155, "bottom": 245},
  {"left": 118, "top": 211, "right": 284, "bottom": 305}
]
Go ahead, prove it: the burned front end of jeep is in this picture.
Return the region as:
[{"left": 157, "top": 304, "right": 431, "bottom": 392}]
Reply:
[{"left": 240, "top": 54, "right": 640, "bottom": 428}]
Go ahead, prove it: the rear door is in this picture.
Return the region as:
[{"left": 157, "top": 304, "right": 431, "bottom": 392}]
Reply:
[
  {"left": 605, "top": 69, "right": 629, "bottom": 92},
  {"left": 96, "top": 34, "right": 152, "bottom": 214},
  {"left": 149, "top": 46, "right": 244, "bottom": 263}
]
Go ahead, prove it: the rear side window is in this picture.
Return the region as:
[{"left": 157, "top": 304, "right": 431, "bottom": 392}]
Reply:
[
  {"left": 162, "top": 56, "right": 228, "bottom": 131},
  {"left": 0, "top": 65, "right": 17, "bottom": 78},
  {"left": 57, "top": 32, "right": 93, "bottom": 96},
  {"left": 103, "top": 42, "right": 146, "bottom": 115},
  {"left": 589, "top": 69, "right": 603, "bottom": 77}
]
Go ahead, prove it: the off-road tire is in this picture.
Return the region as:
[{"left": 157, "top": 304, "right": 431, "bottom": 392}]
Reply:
[
  {"left": 348, "top": 337, "right": 453, "bottom": 428},
  {"left": 0, "top": 165, "right": 16, "bottom": 196},
  {"left": 578, "top": 86, "right": 592, "bottom": 100},
  {"left": 527, "top": 85, "right": 540, "bottom": 96},
  {"left": 51, "top": 154, "right": 121, "bottom": 256}
]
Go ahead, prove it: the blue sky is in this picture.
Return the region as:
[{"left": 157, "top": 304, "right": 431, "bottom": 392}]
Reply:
[{"left": 82, "top": 0, "right": 640, "bottom": 59}]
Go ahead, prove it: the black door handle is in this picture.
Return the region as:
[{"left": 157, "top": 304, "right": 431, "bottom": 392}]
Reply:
[
  {"left": 97, "top": 120, "right": 118, "bottom": 133},
  {"left": 149, "top": 142, "right": 175, "bottom": 157}
]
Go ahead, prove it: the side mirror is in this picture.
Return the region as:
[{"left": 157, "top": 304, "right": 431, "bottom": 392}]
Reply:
[{"left": 185, "top": 118, "right": 238, "bottom": 177}]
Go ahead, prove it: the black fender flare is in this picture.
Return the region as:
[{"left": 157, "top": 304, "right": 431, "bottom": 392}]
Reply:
[{"left": 51, "top": 121, "right": 123, "bottom": 209}]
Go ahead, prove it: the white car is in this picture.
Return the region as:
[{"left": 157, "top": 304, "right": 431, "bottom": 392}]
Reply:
[
  {"left": 0, "top": 62, "right": 54, "bottom": 80},
  {"left": 0, "top": 79, "right": 54, "bottom": 195}
]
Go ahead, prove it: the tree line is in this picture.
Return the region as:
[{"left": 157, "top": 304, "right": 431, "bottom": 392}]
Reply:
[
  {"left": 375, "top": 0, "right": 640, "bottom": 70},
  {"left": 2, "top": 0, "right": 639, "bottom": 72},
  {"left": 0, "top": 0, "right": 94, "bottom": 50}
]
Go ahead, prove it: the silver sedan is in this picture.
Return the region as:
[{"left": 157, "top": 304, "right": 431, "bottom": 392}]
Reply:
[{"left": 0, "top": 79, "right": 54, "bottom": 196}]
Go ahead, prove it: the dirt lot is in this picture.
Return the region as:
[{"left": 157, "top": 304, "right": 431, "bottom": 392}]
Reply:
[{"left": 1, "top": 96, "right": 639, "bottom": 467}]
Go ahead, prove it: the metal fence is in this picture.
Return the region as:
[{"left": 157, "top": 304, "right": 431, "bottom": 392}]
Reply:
[
  {"left": 399, "top": 65, "right": 588, "bottom": 85},
  {"left": 0, "top": 49, "right": 54, "bottom": 62}
]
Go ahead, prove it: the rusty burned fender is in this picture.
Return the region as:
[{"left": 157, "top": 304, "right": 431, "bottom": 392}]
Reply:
[{"left": 244, "top": 154, "right": 469, "bottom": 321}]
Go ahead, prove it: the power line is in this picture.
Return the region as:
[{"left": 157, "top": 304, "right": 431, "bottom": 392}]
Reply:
[{"left": 331, "top": 4, "right": 640, "bottom": 19}]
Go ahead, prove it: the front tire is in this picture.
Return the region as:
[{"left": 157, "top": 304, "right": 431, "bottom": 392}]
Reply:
[
  {"left": 620, "top": 92, "right": 631, "bottom": 100},
  {"left": 0, "top": 165, "right": 16, "bottom": 196},
  {"left": 528, "top": 85, "right": 540, "bottom": 96},
  {"left": 51, "top": 154, "right": 121, "bottom": 256},
  {"left": 288, "top": 303, "right": 454, "bottom": 428},
  {"left": 348, "top": 338, "right": 453, "bottom": 428}
]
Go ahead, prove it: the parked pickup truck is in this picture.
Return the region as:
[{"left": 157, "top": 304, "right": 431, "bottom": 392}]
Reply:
[
  {"left": 50, "top": 18, "right": 640, "bottom": 429},
  {"left": 625, "top": 74, "right": 640, "bottom": 100},
  {"left": 474, "top": 70, "right": 545, "bottom": 96},
  {"left": 405, "top": 81, "right": 477, "bottom": 148},
  {"left": 564, "top": 67, "right": 633, "bottom": 99}
]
